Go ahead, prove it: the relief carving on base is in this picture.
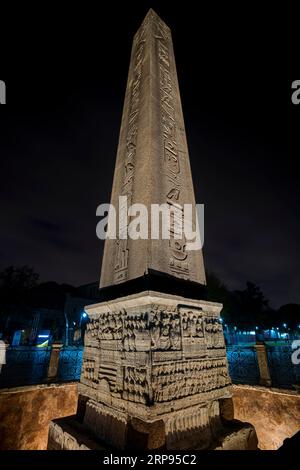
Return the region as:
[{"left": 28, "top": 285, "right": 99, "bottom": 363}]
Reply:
[
  {"left": 81, "top": 302, "right": 231, "bottom": 406},
  {"left": 83, "top": 400, "right": 127, "bottom": 449}
]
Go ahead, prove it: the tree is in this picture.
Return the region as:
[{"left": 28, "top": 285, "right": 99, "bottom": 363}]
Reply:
[
  {"left": 0, "top": 265, "right": 39, "bottom": 312},
  {"left": 277, "top": 304, "right": 300, "bottom": 332},
  {"left": 206, "top": 272, "right": 231, "bottom": 322},
  {"left": 231, "top": 282, "right": 272, "bottom": 330},
  {"left": 0, "top": 265, "right": 39, "bottom": 291},
  {"left": 0, "top": 266, "right": 40, "bottom": 335}
]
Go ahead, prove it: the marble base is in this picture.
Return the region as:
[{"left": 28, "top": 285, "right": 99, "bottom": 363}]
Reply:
[
  {"left": 48, "top": 399, "right": 258, "bottom": 450},
  {"left": 48, "top": 290, "right": 257, "bottom": 450}
]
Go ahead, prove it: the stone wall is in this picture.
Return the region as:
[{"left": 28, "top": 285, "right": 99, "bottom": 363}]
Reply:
[
  {"left": 232, "top": 385, "right": 300, "bottom": 450},
  {"left": 0, "top": 382, "right": 299, "bottom": 450},
  {"left": 0, "top": 383, "right": 78, "bottom": 450}
]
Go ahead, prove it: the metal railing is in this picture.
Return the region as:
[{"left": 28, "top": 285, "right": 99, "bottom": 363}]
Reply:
[
  {"left": 227, "top": 342, "right": 300, "bottom": 390},
  {"left": 58, "top": 346, "right": 83, "bottom": 382},
  {"left": 0, "top": 345, "right": 83, "bottom": 389},
  {"left": 267, "top": 344, "right": 300, "bottom": 389},
  {"left": 226, "top": 346, "right": 260, "bottom": 385},
  {"left": 0, "top": 342, "right": 299, "bottom": 391},
  {"left": 0, "top": 346, "right": 51, "bottom": 388}
]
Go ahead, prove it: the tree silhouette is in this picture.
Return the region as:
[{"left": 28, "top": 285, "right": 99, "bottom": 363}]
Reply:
[
  {"left": 277, "top": 304, "right": 300, "bottom": 331},
  {"left": 206, "top": 272, "right": 231, "bottom": 320},
  {"left": 206, "top": 275, "right": 276, "bottom": 331},
  {"left": 0, "top": 266, "right": 39, "bottom": 312},
  {"left": 0, "top": 266, "right": 40, "bottom": 337},
  {"left": 230, "top": 282, "right": 271, "bottom": 330}
]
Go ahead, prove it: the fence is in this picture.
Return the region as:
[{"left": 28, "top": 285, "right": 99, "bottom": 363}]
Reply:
[
  {"left": 226, "top": 346, "right": 260, "bottom": 385},
  {"left": 58, "top": 346, "right": 83, "bottom": 382},
  {"left": 227, "top": 342, "right": 300, "bottom": 390},
  {"left": 0, "top": 346, "right": 51, "bottom": 388},
  {"left": 0, "top": 346, "right": 83, "bottom": 389},
  {"left": 267, "top": 344, "right": 300, "bottom": 389},
  {"left": 0, "top": 342, "right": 299, "bottom": 390}
]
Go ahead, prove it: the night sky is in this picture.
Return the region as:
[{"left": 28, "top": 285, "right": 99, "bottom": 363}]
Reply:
[{"left": 0, "top": 2, "right": 299, "bottom": 308}]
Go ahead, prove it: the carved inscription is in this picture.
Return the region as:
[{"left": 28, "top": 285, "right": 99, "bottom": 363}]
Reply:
[
  {"left": 114, "top": 27, "right": 147, "bottom": 283},
  {"left": 155, "top": 18, "right": 189, "bottom": 277}
]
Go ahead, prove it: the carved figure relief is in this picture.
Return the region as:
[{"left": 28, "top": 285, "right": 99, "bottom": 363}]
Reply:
[
  {"left": 204, "top": 316, "right": 225, "bottom": 349},
  {"left": 149, "top": 307, "right": 181, "bottom": 351},
  {"left": 182, "top": 310, "right": 204, "bottom": 338},
  {"left": 123, "top": 366, "right": 149, "bottom": 403},
  {"left": 81, "top": 304, "right": 230, "bottom": 406}
]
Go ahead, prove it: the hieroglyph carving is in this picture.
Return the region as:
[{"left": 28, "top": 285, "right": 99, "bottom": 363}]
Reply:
[
  {"left": 114, "top": 23, "right": 147, "bottom": 284},
  {"left": 155, "top": 18, "right": 189, "bottom": 278}
]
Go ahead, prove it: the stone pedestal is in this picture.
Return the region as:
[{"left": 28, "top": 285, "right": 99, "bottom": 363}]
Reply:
[
  {"left": 48, "top": 291, "right": 257, "bottom": 450},
  {"left": 47, "top": 343, "right": 63, "bottom": 381},
  {"left": 255, "top": 343, "right": 272, "bottom": 387}
]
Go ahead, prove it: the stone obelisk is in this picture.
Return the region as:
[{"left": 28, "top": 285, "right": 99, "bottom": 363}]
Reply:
[
  {"left": 48, "top": 10, "right": 257, "bottom": 450},
  {"left": 100, "top": 8, "right": 205, "bottom": 290}
]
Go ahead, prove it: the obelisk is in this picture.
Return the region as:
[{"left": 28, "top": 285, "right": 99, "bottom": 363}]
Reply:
[
  {"left": 100, "top": 8, "right": 206, "bottom": 290},
  {"left": 48, "top": 10, "right": 257, "bottom": 451}
]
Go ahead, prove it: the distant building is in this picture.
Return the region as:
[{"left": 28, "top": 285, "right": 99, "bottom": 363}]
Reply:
[
  {"left": 1, "top": 282, "right": 101, "bottom": 347},
  {"left": 63, "top": 283, "right": 101, "bottom": 345}
]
